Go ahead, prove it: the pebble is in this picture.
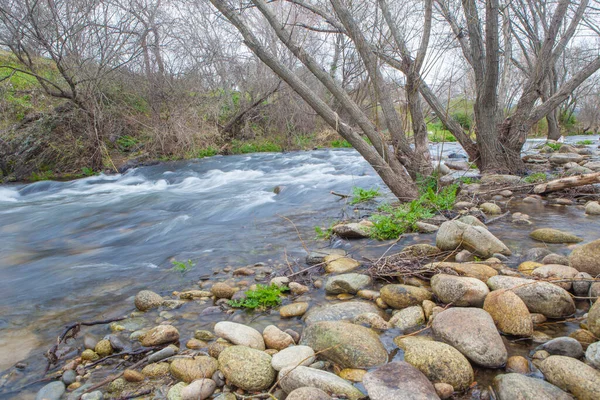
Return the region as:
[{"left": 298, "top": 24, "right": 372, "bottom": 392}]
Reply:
[
  {"left": 147, "top": 346, "right": 176, "bottom": 363},
  {"left": 62, "top": 370, "right": 77, "bottom": 385},
  {"left": 180, "top": 378, "right": 217, "bottom": 400},
  {"left": 81, "top": 391, "right": 103, "bottom": 400},
  {"left": 123, "top": 369, "right": 145, "bottom": 382},
  {"left": 263, "top": 325, "right": 294, "bottom": 350},
  {"left": 140, "top": 325, "right": 179, "bottom": 346},
  {"left": 35, "top": 381, "right": 65, "bottom": 400}
]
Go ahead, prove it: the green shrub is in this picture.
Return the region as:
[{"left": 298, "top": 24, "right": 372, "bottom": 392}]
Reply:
[
  {"left": 524, "top": 172, "right": 547, "bottom": 184},
  {"left": 228, "top": 284, "right": 289, "bottom": 310},
  {"left": 350, "top": 187, "right": 381, "bottom": 204},
  {"left": 116, "top": 135, "right": 139, "bottom": 151},
  {"left": 330, "top": 139, "right": 353, "bottom": 148},
  {"left": 545, "top": 142, "right": 561, "bottom": 151},
  {"left": 231, "top": 140, "right": 282, "bottom": 154},
  {"left": 576, "top": 140, "right": 594, "bottom": 145},
  {"left": 197, "top": 147, "right": 218, "bottom": 158},
  {"left": 428, "top": 130, "right": 457, "bottom": 143},
  {"left": 451, "top": 112, "right": 473, "bottom": 130}
]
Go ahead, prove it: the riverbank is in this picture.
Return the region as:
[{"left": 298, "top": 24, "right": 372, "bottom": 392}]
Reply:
[{"left": 2, "top": 142, "right": 600, "bottom": 399}]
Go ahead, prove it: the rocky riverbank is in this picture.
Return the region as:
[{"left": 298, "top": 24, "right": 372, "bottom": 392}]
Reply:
[{"left": 5, "top": 139, "right": 600, "bottom": 400}]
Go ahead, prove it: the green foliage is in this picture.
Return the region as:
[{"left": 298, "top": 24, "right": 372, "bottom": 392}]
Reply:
[
  {"left": 545, "top": 142, "right": 562, "bottom": 151},
  {"left": 369, "top": 177, "right": 458, "bottom": 240},
  {"left": 559, "top": 110, "right": 577, "bottom": 129},
  {"left": 81, "top": 167, "right": 94, "bottom": 176},
  {"left": 576, "top": 140, "right": 594, "bottom": 145},
  {"left": 231, "top": 140, "right": 282, "bottom": 154},
  {"left": 29, "top": 170, "right": 55, "bottom": 181},
  {"left": 171, "top": 259, "right": 195, "bottom": 273},
  {"left": 523, "top": 172, "right": 547, "bottom": 184},
  {"left": 197, "top": 147, "right": 218, "bottom": 158},
  {"left": 428, "top": 130, "right": 457, "bottom": 143},
  {"left": 457, "top": 177, "right": 479, "bottom": 185},
  {"left": 451, "top": 112, "right": 472, "bottom": 130},
  {"left": 350, "top": 187, "right": 381, "bottom": 204},
  {"left": 330, "top": 139, "right": 353, "bottom": 148},
  {"left": 228, "top": 284, "right": 289, "bottom": 310},
  {"left": 314, "top": 225, "right": 334, "bottom": 240},
  {"left": 116, "top": 135, "right": 140, "bottom": 152}
]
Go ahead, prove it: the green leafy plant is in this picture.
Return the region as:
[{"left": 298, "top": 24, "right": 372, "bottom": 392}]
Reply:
[
  {"left": 428, "top": 130, "right": 457, "bottom": 143},
  {"left": 457, "top": 177, "right": 479, "bottom": 185},
  {"left": 350, "top": 187, "right": 381, "bottom": 204},
  {"left": 197, "top": 147, "right": 218, "bottom": 158},
  {"left": 81, "top": 167, "right": 94, "bottom": 176},
  {"left": 330, "top": 139, "right": 353, "bottom": 148},
  {"left": 116, "top": 135, "right": 139, "bottom": 152},
  {"left": 576, "top": 140, "right": 594, "bottom": 145},
  {"left": 171, "top": 259, "right": 195, "bottom": 273},
  {"left": 524, "top": 172, "right": 547, "bottom": 184},
  {"left": 231, "top": 140, "right": 282, "bottom": 154},
  {"left": 545, "top": 142, "right": 562, "bottom": 151},
  {"left": 228, "top": 284, "right": 289, "bottom": 310}
]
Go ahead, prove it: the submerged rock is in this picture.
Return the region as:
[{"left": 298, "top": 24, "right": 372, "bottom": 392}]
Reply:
[
  {"left": 432, "top": 308, "right": 507, "bottom": 368},
  {"left": 585, "top": 201, "right": 600, "bottom": 215},
  {"left": 530, "top": 228, "right": 583, "bottom": 244},
  {"left": 278, "top": 366, "right": 365, "bottom": 399},
  {"left": 397, "top": 337, "right": 473, "bottom": 391},
  {"left": 134, "top": 290, "right": 163, "bottom": 311},
  {"left": 35, "top": 381, "right": 65, "bottom": 400},
  {"left": 218, "top": 346, "right": 275, "bottom": 391},
  {"left": 324, "top": 255, "right": 361, "bottom": 273},
  {"left": 300, "top": 321, "right": 387, "bottom": 368},
  {"left": 362, "top": 361, "right": 440, "bottom": 400}
]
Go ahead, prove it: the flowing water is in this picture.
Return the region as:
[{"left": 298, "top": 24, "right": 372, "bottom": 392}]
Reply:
[{"left": 0, "top": 136, "right": 599, "bottom": 398}]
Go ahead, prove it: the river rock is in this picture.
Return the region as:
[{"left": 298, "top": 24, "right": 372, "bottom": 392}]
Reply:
[
  {"left": 362, "top": 361, "right": 440, "bottom": 400},
  {"left": 147, "top": 346, "right": 176, "bottom": 363},
  {"left": 141, "top": 325, "right": 179, "bottom": 346},
  {"left": 436, "top": 220, "right": 511, "bottom": 257},
  {"left": 480, "top": 174, "right": 522, "bottom": 185},
  {"left": 483, "top": 289, "right": 532, "bottom": 336},
  {"left": 332, "top": 222, "right": 371, "bottom": 239},
  {"left": 306, "top": 249, "right": 346, "bottom": 264},
  {"left": 588, "top": 299, "right": 600, "bottom": 337},
  {"left": 214, "top": 321, "right": 265, "bottom": 350},
  {"left": 325, "top": 273, "right": 371, "bottom": 294},
  {"left": 388, "top": 306, "right": 425, "bottom": 330},
  {"left": 431, "top": 274, "right": 489, "bottom": 307},
  {"left": 263, "top": 325, "right": 294, "bottom": 350},
  {"left": 522, "top": 247, "right": 553, "bottom": 262},
  {"left": 573, "top": 272, "right": 593, "bottom": 296},
  {"left": 303, "top": 301, "right": 386, "bottom": 325},
  {"left": 95, "top": 339, "right": 113, "bottom": 357},
  {"left": 539, "top": 355, "right": 600, "bottom": 400},
  {"left": 278, "top": 366, "right": 365, "bottom": 399},
  {"left": 415, "top": 221, "right": 439, "bottom": 233},
  {"left": 211, "top": 283, "right": 235, "bottom": 299},
  {"left": 397, "top": 337, "right": 473, "bottom": 391},
  {"left": 324, "top": 254, "right": 361, "bottom": 273},
  {"left": 531, "top": 264, "right": 579, "bottom": 290},
  {"left": 286, "top": 387, "right": 332, "bottom": 400},
  {"left": 530, "top": 228, "right": 583, "bottom": 243},
  {"left": 167, "top": 382, "right": 187, "bottom": 400},
  {"left": 492, "top": 373, "right": 571, "bottom": 400},
  {"left": 36, "top": 381, "right": 66, "bottom": 400},
  {"left": 458, "top": 215, "right": 488, "bottom": 229},
  {"left": 379, "top": 284, "right": 432, "bottom": 309},
  {"left": 487, "top": 275, "right": 575, "bottom": 318},
  {"left": 586, "top": 341, "right": 600, "bottom": 369},
  {"left": 300, "top": 321, "right": 387, "bottom": 368},
  {"left": 123, "top": 369, "right": 145, "bottom": 382},
  {"left": 542, "top": 253, "right": 570, "bottom": 265},
  {"left": 506, "top": 356, "right": 529, "bottom": 374},
  {"left": 432, "top": 308, "right": 507, "bottom": 368},
  {"left": 569, "top": 239, "right": 600, "bottom": 276},
  {"left": 569, "top": 329, "right": 596, "bottom": 350},
  {"left": 142, "top": 362, "right": 170, "bottom": 377},
  {"left": 134, "top": 290, "right": 163, "bottom": 311},
  {"left": 538, "top": 337, "right": 584, "bottom": 358},
  {"left": 280, "top": 302, "right": 309, "bottom": 318},
  {"left": 586, "top": 201, "right": 600, "bottom": 215},
  {"left": 480, "top": 202, "right": 502, "bottom": 214},
  {"left": 549, "top": 153, "right": 584, "bottom": 164},
  {"left": 218, "top": 346, "right": 275, "bottom": 391},
  {"left": 427, "top": 262, "right": 498, "bottom": 282},
  {"left": 354, "top": 312, "right": 390, "bottom": 330},
  {"left": 170, "top": 357, "right": 218, "bottom": 383},
  {"left": 180, "top": 379, "right": 216, "bottom": 400},
  {"left": 271, "top": 345, "right": 315, "bottom": 371}
]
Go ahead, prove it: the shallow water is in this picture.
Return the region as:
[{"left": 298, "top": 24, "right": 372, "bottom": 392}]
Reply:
[{"left": 1, "top": 137, "right": 599, "bottom": 398}]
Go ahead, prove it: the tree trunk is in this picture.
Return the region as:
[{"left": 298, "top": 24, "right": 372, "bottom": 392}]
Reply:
[
  {"left": 406, "top": 74, "right": 433, "bottom": 176},
  {"left": 534, "top": 172, "right": 600, "bottom": 194},
  {"left": 546, "top": 109, "right": 561, "bottom": 140}
]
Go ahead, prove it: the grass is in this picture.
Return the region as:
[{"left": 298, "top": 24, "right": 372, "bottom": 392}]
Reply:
[
  {"left": 228, "top": 284, "right": 289, "bottom": 310},
  {"left": 428, "top": 130, "right": 457, "bottom": 143},
  {"left": 369, "top": 176, "right": 458, "bottom": 240},
  {"left": 231, "top": 140, "right": 282, "bottom": 154},
  {"left": 576, "top": 140, "right": 594, "bottom": 145},
  {"left": 457, "top": 177, "right": 479, "bottom": 185},
  {"left": 523, "top": 172, "right": 547, "bottom": 184},
  {"left": 197, "top": 147, "right": 219, "bottom": 158},
  {"left": 545, "top": 142, "right": 562, "bottom": 151},
  {"left": 171, "top": 259, "right": 195, "bottom": 273},
  {"left": 350, "top": 187, "right": 381, "bottom": 204}
]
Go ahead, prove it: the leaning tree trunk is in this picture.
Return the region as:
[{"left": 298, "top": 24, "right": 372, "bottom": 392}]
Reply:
[
  {"left": 546, "top": 109, "right": 561, "bottom": 140},
  {"left": 406, "top": 74, "right": 433, "bottom": 176}
]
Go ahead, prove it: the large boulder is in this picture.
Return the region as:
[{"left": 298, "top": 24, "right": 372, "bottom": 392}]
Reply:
[
  {"left": 362, "top": 361, "right": 440, "bottom": 400},
  {"left": 539, "top": 355, "right": 600, "bottom": 400},
  {"left": 278, "top": 366, "right": 365, "bottom": 400},
  {"left": 217, "top": 346, "right": 275, "bottom": 392},
  {"left": 325, "top": 273, "right": 371, "bottom": 294},
  {"left": 379, "top": 284, "right": 432, "bottom": 309},
  {"left": 483, "top": 289, "right": 533, "bottom": 337},
  {"left": 569, "top": 239, "right": 600, "bottom": 276},
  {"left": 396, "top": 337, "right": 474, "bottom": 391},
  {"left": 492, "top": 373, "right": 571, "bottom": 400},
  {"left": 431, "top": 274, "right": 489, "bottom": 307},
  {"left": 303, "top": 301, "right": 386, "bottom": 325},
  {"left": 487, "top": 276, "right": 575, "bottom": 318},
  {"left": 436, "top": 220, "right": 511, "bottom": 257},
  {"left": 214, "top": 321, "right": 265, "bottom": 350},
  {"left": 431, "top": 308, "right": 507, "bottom": 368},
  {"left": 530, "top": 228, "right": 583, "bottom": 244},
  {"left": 300, "top": 321, "right": 387, "bottom": 369}
]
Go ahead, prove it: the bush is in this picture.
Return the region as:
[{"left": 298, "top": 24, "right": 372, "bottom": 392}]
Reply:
[{"left": 451, "top": 112, "right": 473, "bottom": 130}]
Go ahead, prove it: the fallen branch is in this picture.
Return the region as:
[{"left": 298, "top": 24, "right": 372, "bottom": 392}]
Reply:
[
  {"left": 330, "top": 191, "right": 350, "bottom": 198},
  {"left": 534, "top": 172, "right": 600, "bottom": 194}
]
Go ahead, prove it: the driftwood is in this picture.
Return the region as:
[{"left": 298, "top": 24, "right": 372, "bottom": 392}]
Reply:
[{"left": 533, "top": 172, "right": 600, "bottom": 194}]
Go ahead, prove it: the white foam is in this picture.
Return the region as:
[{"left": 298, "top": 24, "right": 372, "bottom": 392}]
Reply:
[{"left": 0, "top": 187, "right": 19, "bottom": 202}]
